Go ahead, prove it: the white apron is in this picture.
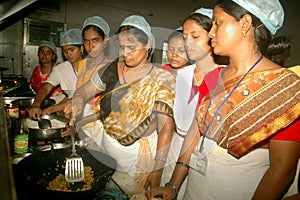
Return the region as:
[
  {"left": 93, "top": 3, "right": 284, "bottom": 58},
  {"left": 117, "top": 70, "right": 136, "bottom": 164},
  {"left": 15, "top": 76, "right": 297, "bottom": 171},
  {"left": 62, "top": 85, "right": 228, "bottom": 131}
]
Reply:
[
  {"left": 184, "top": 138, "right": 300, "bottom": 200},
  {"left": 161, "top": 64, "right": 199, "bottom": 199}
]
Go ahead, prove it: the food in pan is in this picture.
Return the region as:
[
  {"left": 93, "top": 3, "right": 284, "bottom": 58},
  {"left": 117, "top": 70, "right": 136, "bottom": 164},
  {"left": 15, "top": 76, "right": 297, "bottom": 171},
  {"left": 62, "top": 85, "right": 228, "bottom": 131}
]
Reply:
[{"left": 47, "top": 166, "right": 94, "bottom": 192}]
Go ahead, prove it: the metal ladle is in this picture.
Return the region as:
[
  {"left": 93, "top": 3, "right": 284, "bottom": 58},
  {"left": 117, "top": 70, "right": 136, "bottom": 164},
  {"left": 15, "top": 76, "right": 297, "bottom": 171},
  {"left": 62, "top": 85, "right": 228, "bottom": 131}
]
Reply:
[{"left": 38, "top": 118, "right": 52, "bottom": 129}]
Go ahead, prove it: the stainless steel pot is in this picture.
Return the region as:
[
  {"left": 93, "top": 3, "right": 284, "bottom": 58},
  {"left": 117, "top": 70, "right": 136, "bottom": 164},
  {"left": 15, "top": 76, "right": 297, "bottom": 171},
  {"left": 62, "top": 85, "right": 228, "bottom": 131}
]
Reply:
[{"left": 27, "top": 114, "right": 69, "bottom": 141}]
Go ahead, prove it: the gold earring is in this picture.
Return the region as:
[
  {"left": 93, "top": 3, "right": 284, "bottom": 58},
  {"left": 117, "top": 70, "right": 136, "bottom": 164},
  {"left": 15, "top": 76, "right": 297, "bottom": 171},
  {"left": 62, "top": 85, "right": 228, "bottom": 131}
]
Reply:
[{"left": 242, "top": 29, "right": 246, "bottom": 37}]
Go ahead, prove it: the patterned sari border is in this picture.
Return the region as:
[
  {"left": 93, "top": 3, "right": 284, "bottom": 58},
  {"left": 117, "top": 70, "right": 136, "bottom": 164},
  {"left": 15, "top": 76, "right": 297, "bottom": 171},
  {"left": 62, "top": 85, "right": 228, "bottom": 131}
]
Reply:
[
  {"left": 200, "top": 69, "right": 300, "bottom": 158},
  {"left": 229, "top": 102, "right": 300, "bottom": 158}
]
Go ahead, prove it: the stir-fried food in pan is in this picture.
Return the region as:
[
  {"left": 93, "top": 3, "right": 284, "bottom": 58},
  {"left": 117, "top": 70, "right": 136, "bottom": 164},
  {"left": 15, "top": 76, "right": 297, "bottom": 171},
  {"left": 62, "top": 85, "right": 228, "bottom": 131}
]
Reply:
[{"left": 47, "top": 166, "right": 94, "bottom": 192}]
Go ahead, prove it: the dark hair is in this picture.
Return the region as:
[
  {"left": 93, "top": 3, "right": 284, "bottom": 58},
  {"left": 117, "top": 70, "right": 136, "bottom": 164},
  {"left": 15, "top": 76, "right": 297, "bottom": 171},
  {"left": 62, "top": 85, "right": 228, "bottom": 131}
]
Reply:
[
  {"left": 183, "top": 12, "right": 212, "bottom": 32},
  {"left": 38, "top": 47, "right": 57, "bottom": 64},
  {"left": 267, "top": 36, "right": 291, "bottom": 67},
  {"left": 82, "top": 25, "right": 105, "bottom": 40},
  {"left": 61, "top": 45, "right": 84, "bottom": 61},
  {"left": 117, "top": 25, "right": 151, "bottom": 58},
  {"left": 216, "top": 0, "right": 272, "bottom": 55},
  {"left": 82, "top": 25, "right": 107, "bottom": 57},
  {"left": 167, "top": 30, "right": 184, "bottom": 44}
]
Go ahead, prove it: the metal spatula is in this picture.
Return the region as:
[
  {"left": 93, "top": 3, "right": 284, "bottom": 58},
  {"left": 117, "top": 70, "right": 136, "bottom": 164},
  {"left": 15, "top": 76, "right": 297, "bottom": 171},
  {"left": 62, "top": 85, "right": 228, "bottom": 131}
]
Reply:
[{"left": 65, "top": 125, "right": 84, "bottom": 182}]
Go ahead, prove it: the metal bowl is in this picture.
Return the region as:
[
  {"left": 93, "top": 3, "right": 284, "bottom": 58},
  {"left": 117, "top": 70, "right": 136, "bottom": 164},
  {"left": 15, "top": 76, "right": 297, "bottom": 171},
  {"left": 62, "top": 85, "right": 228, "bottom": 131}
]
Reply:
[{"left": 28, "top": 128, "right": 63, "bottom": 141}]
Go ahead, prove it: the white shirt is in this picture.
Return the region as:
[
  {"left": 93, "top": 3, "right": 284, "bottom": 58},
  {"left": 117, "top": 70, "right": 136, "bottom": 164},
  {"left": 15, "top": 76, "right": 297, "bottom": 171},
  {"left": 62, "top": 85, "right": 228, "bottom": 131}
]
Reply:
[
  {"left": 174, "top": 64, "right": 199, "bottom": 135},
  {"left": 47, "top": 61, "right": 77, "bottom": 98}
]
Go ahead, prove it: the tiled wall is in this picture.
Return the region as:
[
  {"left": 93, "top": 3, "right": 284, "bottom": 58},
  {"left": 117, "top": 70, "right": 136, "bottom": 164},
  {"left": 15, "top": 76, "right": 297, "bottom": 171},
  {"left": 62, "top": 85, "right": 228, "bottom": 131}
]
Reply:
[{"left": 0, "top": 21, "right": 23, "bottom": 76}]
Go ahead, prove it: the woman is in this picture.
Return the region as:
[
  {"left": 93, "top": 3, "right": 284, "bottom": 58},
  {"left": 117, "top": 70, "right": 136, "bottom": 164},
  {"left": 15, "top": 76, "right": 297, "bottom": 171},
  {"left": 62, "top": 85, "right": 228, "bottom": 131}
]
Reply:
[
  {"left": 160, "top": 30, "right": 190, "bottom": 74},
  {"left": 67, "top": 15, "right": 175, "bottom": 189},
  {"left": 71, "top": 16, "right": 111, "bottom": 149},
  {"left": 147, "top": 0, "right": 300, "bottom": 200},
  {"left": 30, "top": 40, "right": 63, "bottom": 103},
  {"left": 28, "top": 28, "right": 84, "bottom": 139},
  {"left": 160, "top": 8, "right": 225, "bottom": 200},
  {"left": 28, "top": 29, "right": 84, "bottom": 120}
]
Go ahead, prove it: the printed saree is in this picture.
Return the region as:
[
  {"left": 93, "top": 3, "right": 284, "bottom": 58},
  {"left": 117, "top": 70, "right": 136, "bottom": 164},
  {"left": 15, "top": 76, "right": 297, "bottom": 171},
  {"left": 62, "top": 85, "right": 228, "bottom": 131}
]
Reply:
[
  {"left": 94, "top": 62, "right": 175, "bottom": 186},
  {"left": 98, "top": 62, "right": 175, "bottom": 145},
  {"left": 77, "top": 57, "right": 111, "bottom": 107},
  {"left": 196, "top": 67, "right": 300, "bottom": 158}
]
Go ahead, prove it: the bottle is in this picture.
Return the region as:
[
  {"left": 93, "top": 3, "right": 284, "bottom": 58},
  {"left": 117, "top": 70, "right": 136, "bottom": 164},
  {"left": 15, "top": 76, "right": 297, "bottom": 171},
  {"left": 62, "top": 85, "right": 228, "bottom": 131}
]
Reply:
[{"left": 14, "top": 120, "right": 28, "bottom": 154}]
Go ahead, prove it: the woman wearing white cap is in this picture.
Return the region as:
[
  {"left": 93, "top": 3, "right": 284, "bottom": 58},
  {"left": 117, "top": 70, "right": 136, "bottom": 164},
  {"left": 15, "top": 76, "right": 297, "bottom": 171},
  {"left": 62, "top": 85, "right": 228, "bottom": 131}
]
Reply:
[
  {"left": 29, "top": 40, "right": 64, "bottom": 103},
  {"left": 70, "top": 16, "right": 112, "bottom": 150},
  {"left": 28, "top": 28, "right": 84, "bottom": 137},
  {"left": 147, "top": 0, "right": 300, "bottom": 200},
  {"left": 160, "top": 8, "right": 227, "bottom": 199},
  {"left": 67, "top": 15, "right": 175, "bottom": 190}
]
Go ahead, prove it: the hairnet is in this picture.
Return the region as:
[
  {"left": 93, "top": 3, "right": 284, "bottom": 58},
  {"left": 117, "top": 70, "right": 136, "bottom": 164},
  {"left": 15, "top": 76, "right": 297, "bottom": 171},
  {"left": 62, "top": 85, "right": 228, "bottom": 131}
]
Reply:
[
  {"left": 82, "top": 16, "right": 110, "bottom": 37},
  {"left": 39, "top": 40, "right": 56, "bottom": 54},
  {"left": 60, "top": 28, "right": 83, "bottom": 46},
  {"left": 193, "top": 7, "right": 213, "bottom": 19},
  {"left": 120, "top": 15, "right": 155, "bottom": 55},
  {"left": 232, "top": 0, "right": 284, "bottom": 35},
  {"left": 177, "top": 7, "right": 213, "bottom": 30}
]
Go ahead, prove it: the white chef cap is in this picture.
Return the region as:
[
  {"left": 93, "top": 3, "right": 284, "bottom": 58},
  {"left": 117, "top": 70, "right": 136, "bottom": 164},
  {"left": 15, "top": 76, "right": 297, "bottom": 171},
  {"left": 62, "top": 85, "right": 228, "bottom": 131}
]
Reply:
[
  {"left": 39, "top": 40, "right": 56, "bottom": 54},
  {"left": 60, "top": 28, "right": 83, "bottom": 46},
  {"left": 83, "top": 16, "right": 110, "bottom": 37},
  {"left": 193, "top": 7, "right": 213, "bottom": 19},
  {"left": 177, "top": 7, "right": 213, "bottom": 31},
  {"left": 120, "top": 15, "right": 155, "bottom": 55},
  {"left": 232, "top": 0, "right": 284, "bottom": 35}
]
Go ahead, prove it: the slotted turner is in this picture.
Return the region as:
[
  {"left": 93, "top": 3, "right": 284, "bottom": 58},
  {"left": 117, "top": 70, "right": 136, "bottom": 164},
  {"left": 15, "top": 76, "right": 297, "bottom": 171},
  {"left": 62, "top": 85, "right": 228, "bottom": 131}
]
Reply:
[{"left": 65, "top": 125, "right": 84, "bottom": 182}]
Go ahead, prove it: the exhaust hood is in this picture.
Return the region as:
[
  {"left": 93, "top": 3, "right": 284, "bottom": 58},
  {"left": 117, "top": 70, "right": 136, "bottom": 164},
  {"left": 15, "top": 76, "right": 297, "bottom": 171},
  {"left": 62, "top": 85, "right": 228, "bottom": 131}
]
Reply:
[{"left": 0, "top": 0, "right": 42, "bottom": 31}]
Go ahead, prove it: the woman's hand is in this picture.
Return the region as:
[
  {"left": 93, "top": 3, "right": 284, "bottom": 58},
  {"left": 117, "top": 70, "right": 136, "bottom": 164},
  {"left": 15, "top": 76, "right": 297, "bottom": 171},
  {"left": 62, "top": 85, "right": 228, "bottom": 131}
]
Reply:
[
  {"left": 41, "top": 106, "right": 55, "bottom": 116},
  {"left": 144, "top": 170, "right": 162, "bottom": 190},
  {"left": 27, "top": 106, "right": 42, "bottom": 120},
  {"left": 64, "top": 95, "right": 84, "bottom": 125},
  {"left": 145, "top": 186, "right": 176, "bottom": 200},
  {"left": 60, "top": 127, "right": 71, "bottom": 137}
]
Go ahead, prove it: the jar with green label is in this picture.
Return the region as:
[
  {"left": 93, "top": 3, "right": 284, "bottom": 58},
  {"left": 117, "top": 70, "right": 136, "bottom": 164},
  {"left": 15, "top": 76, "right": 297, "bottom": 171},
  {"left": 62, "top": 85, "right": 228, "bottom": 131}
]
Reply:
[
  {"left": 14, "top": 123, "right": 28, "bottom": 154},
  {"left": 14, "top": 134, "right": 28, "bottom": 154}
]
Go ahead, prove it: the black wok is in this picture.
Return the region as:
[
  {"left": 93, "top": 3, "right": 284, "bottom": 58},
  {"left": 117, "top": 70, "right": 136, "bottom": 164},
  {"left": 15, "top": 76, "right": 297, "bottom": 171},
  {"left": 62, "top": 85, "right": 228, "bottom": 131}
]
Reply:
[
  {"left": 11, "top": 98, "right": 55, "bottom": 110},
  {"left": 27, "top": 114, "right": 69, "bottom": 142},
  {"left": 13, "top": 147, "right": 117, "bottom": 200}
]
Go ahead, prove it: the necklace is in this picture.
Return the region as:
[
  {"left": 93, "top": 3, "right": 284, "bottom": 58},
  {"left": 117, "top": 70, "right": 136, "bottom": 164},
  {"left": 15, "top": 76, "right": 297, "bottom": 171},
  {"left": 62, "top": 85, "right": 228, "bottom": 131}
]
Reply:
[
  {"left": 199, "top": 54, "right": 264, "bottom": 152},
  {"left": 122, "top": 63, "right": 155, "bottom": 84}
]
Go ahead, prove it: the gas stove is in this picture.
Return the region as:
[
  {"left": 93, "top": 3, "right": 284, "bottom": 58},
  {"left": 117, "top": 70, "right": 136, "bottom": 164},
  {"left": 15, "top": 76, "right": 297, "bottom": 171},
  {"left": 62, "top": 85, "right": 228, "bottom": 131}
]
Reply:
[{"left": 3, "top": 75, "right": 35, "bottom": 98}]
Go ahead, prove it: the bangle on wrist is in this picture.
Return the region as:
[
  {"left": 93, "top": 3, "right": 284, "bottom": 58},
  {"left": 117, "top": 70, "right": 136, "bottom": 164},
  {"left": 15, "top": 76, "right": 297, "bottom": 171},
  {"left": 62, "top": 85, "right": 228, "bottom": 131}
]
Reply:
[
  {"left": 154, "top": 156, "right": 166, "bottom": 163},
  {"left": 176, "top": 161, "right": 189, "bottom": 169},
  {"left": 165, "top": 182, "right": 178, "bottom": 198}
]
